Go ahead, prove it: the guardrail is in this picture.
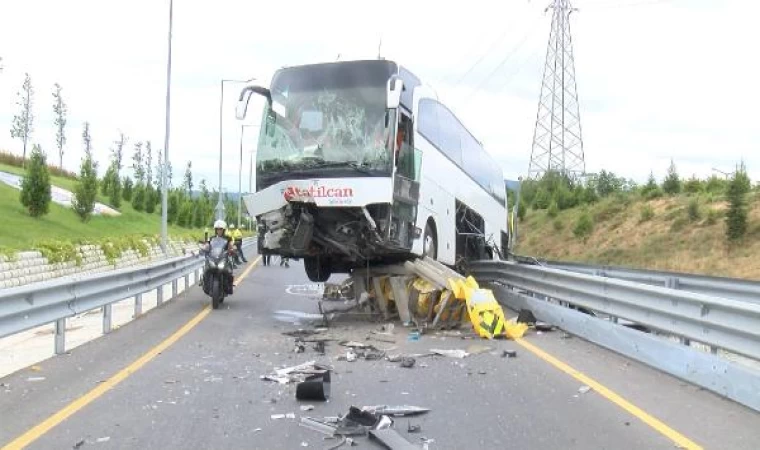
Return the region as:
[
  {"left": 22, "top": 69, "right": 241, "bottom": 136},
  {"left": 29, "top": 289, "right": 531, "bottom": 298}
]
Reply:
[
  {"left": 468, "top": 260, "right": 760, "bottom": 412},
  {"left": 0, "top": 237, "right": 256, "bottom": 355},
  {"left": 536, "top": 259, "right": 760, "bottom": 306}
]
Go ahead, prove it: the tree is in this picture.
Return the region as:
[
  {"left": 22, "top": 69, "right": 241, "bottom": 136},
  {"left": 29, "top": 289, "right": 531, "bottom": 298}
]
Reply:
[
  {"left": 166, "top": 160, "right": 173, "bottom": 188},
  {"left": 10, "top": 73, "right": 34, "bottom": 164},
  {"left": 82, "top": 122, "right": 93, "bottom": 159},
  {"left": 106, "top": 162, "right": 122, "bottom": 209},
  {"left": 132, "top": 183, "right": 145, "bottom": 212},
  {"left": 101, "top": 163, "right": 116, "bottom": 196},
  {"left": 132, "top": 141, "right": 144, "bottom": 183},
  {"left": 199, "top": 179, "right": 209, "bottom": 202},
  {"left": 52, "top": 83, "right": 67, "bottom": 169},
  {"left": 20, "top": 144, "right": 51, "bottom": 217},
  {"left": 595, "top": 170, "right": 622, "bottom": 197},
  {"left": 725, "top": 161, "right": 751, "bottom": 243},
  {"left": 122, "top": 176, "right": 134, "bottom": 201},
  {"left": 145, "top": 183, "right": 157, "bottom": 213},
  {"left": 168, "top": 190, "right": 181, "bottom": 223},
  {"left": 73, "top": 124, "right": 99, "bottom": 221},
  {"left": 662, "top": 159, "right": 681, "bottom": 195},
  {"left": 155, "top": 149, "right": 164, "bottom": 190},
  {"left": 145, "top": 141, "right": 153, "bottom": 186},
  {"left": 112, "top": 132, "right": 127, "bottom": 170},
  {"left": 183, "top": 161, "right": 193, "bottom": 195}
]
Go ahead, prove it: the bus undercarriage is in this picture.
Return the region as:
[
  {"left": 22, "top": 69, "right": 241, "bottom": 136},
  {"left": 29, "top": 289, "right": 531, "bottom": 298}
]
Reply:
[{"left": 257, "top": 201, "right": 415, "bottom": 282}]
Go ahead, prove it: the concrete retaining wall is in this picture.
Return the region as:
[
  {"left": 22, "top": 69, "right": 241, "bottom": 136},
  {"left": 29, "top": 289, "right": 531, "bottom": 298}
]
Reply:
[{"left": 0, "top": 240, "right": 196, "bottom": 289}]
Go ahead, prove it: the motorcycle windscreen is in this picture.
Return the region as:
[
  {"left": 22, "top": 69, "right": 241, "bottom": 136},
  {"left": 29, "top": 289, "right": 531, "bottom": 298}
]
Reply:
[{"left": 209, "top": 237, "right": 227, "bottom": 260}]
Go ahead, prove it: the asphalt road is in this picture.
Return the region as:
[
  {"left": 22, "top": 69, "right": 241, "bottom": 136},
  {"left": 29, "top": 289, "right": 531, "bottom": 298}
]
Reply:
[{"left": 1, "top": 257, "right": 759, "bottom": 450}]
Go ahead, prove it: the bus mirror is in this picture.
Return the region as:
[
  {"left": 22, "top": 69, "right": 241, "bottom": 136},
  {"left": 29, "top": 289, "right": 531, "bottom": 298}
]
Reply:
[
  {"left": 236, "top": 85, "right": 272, "bottom": 120},
  {"left": 387, "top": 76, "right": 403, "bottom": 109}
]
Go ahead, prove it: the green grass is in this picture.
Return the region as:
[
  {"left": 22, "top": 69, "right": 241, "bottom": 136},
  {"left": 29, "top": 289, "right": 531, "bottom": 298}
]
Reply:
[{"left": 0, "top": 170, "right": 204, "bottom": 253}]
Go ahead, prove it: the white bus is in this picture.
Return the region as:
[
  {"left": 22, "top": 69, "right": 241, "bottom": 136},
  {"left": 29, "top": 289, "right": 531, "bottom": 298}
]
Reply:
[{"left": 236, "top": 59, "right": 509, "bottom": 282}]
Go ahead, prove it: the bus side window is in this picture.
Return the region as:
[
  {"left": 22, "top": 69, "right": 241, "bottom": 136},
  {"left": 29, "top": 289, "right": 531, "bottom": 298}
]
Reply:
[{"left": 397, "top": 114, "right": 415, "bottom": 179}]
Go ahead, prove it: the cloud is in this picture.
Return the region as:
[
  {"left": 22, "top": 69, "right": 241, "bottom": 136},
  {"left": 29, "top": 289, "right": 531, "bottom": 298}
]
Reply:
[{"left": 0, "top": 0, "right": 758, "bottom": 192}]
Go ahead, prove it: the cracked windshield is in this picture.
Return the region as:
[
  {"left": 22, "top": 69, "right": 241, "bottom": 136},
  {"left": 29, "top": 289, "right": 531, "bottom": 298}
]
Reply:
[
  {"left": 0, "top": 1, "right": 758, "bottom": 450},
  {"left": 256, "top": 61, "right": 395, "bottom": 185}
]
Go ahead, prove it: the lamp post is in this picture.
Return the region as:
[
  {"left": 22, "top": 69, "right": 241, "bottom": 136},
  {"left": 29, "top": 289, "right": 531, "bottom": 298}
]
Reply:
[
  {"left": 237, "top": 124, "right": 259, "bottom": 227},
  {"left": 215, "top": 77, "right": 256, "bottom": 221},
  {"left": 160, "top": 0, "right": 173, "bottom": 253}
]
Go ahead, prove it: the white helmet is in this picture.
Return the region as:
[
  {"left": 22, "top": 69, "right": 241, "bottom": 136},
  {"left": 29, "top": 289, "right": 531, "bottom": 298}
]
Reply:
[{"left": 213, "top": 219, "right": 227, "bottom": 230}]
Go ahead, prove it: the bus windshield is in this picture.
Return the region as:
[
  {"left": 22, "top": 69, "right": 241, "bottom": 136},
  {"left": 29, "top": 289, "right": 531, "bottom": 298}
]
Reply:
[{"left": 256, "top": 60, "right": 397, "bottom": 185}]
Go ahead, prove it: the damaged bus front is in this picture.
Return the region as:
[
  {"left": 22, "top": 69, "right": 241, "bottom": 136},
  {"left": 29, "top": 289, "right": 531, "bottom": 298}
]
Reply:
[{"left": 236, "top": 60, "right": 420, "bottom": 282}]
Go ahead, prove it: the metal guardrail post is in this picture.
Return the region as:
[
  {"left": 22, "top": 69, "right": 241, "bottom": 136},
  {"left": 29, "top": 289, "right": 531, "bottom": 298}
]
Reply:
[
  {"left": 103, "top": 304, "right": 112, "bottom": 334},
  {"left": 135, "top": 293, "right": 143, "bottom": 317},
  {"left": 172, "top": 279, "right": 178, "bottom": 299},
  {"left": 157, "top": 285, "right": 164, "bottom": 306},
  {"left": 184, "top": 274, "right": 190, "bottom": 291},
  {"left": 54, "top": 318, "right": 65, "bottom": 355}
]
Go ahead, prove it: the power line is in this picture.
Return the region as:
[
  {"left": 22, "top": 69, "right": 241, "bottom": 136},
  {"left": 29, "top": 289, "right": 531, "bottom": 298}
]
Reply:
[{"left": 462, "top": 14, "right": 545, "bottom": 101}]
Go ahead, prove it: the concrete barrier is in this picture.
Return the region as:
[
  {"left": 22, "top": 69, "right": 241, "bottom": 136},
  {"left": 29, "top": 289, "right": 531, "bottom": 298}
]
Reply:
[{"left": 0, "top": 239, "right": 198, "bottom": 290}]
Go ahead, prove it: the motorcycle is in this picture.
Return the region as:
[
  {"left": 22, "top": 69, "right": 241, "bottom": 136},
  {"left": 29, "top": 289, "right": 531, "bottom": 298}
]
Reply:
[{"left": 200, "top": 237, "right": 234, "bottom": 309}]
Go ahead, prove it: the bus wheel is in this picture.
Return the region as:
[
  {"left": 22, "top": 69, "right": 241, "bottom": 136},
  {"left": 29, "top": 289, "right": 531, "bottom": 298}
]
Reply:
[
  {"left": 423, "top": 222, "right": 437, "bottom": 260},
  {"left": 305, "top": 256, "right": 331, "bottom": 282}
]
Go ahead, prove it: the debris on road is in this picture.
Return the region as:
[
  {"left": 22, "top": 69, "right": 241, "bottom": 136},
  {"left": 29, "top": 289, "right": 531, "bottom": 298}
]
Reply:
[
  {"left": 534, "top": 322, "right": 556, "bottom": 332},
  {"left": 261, "top": 361, "right": 330, "bottom": 385},
  {"left": 517, "top": 309, "right": 537, "bottom": 325},
  {"left": 300, "top": 405, "right": 315, "bottom": 411},
  {"left": 362, "top": 405, "right": 430, "bottom": 417},
  {"left": 300, "top": 417, "right": 337, "bottom": 436},
  {"left": 430, "top": 349, "right": 469, "bottom": 359},
  {"left": 95, "top": 436, "right": 111, "bottom": 443},
  {"left": 73, "top": 439, "right": 85, "bottom": 449},
  {"left": 578, "top": 385, "right": 592, "bottom": 395},
  {"left": 502, "top": 350, "right": 518, "bottom": 358},
  {"left": 296, "top": 371, "right": 331, "bottom": 401},
  {"left": 400, "top": 357, "right": 416, "bottom": 368},
  {"left": 465, "top": 344, "right": 491, "bottom": 355},
  {"left": 270, "top": 413, "right": 296, "bottom": 420},
  {"left": 407, "top": 422, "right": 422, "bottom": 433},
  {"left": 27, "top": 376, "right": 46, "bottom": 382},
  {"left": 369, "top": 428, "right": 418, "bottom": 449}
]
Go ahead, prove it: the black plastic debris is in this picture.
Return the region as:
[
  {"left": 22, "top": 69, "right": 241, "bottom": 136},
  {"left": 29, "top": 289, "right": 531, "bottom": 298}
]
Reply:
[
  {"left": 407, "top": 421, "right": 422, "bottom": 433},
  {"left": 502, "top": 350, "right": 518, "bottom": 358},
  {"left": 534, "top": 322, "right": 555, "bottom": 332},
  {"left": 346, "top": 406, "right": 381, "bottom": 427},
  {"left": 295, "top": 371, "right": 331, "bottom": 401},
  {"left": 400, "top": 357, "right": 416, "bottom": 368},
  {"left": 517, "top": 309, "right": 537, "bottom": 325}
]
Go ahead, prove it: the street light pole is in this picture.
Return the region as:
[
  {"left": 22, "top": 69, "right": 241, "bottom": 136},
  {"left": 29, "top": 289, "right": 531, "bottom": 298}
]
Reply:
[
  {"left": 215, "top": 77, "right": 256, "bottom": 222},
  {"left": 160, "top": 0, "right": 173, "bottom": 253},
  {"left": 237, "top": 124, "right": 244, "bottom": 228}
]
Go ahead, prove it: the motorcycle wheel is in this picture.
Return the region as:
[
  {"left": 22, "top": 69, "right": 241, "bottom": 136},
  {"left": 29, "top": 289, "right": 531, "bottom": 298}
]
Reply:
[{"left": 211, "top": 276, "right": 222, "bottom": 310}]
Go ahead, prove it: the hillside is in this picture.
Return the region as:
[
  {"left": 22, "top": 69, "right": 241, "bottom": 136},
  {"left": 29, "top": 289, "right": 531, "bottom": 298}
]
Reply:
[
  {"left": 0, "top": 162, "right": 205, "bottom": 255},
  {"left": 515, "top": 191, "right": 760, "bottom": 280}
]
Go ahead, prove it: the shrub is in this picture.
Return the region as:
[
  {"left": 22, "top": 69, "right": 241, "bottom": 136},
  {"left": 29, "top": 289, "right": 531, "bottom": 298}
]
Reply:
[
  {"left": 725, "top": 162, "right": 750, "bottom": 243},
  {"left": 705, "top": 208, "right": 720, "bottom": 226},
  {"left": 639, "top": 204, "right": 654, "bottom": 222},
  {"left": 552, "top": 218, "right": 563, "bottom": 232},
  {"left": 547, "top": 201, "right": 559, "bottom": 218},
  {"left": 0, "top": 150, "right": 77, "bottom": 179},
  {"left": 573, "top": 211, "right": 594, "bottom": 241},
  {"left": 662, "top": 159, "right": 681, "bottom": 195},
  {"left": 683, "top": 176, "right": 703, "bottom": 194},
  {"left": 20, "top": 144, "right": 51, "bottom": 217},
  {"left": 687, "top": 198, "right": 701, "bottom": 222},
  {"left": 645, "top": 187, "right": 663, "bottom": 200}
]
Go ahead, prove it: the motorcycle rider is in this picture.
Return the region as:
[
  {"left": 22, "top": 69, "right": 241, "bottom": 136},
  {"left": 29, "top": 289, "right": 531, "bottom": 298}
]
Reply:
[{"left": 202, "top": 220, "right": 236, "bottom": 295}]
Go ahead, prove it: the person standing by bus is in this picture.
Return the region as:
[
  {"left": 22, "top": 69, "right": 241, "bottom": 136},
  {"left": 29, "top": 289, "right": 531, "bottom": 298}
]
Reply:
[{"left": 231, "top": 225, "right": 247, "bottom": 264}]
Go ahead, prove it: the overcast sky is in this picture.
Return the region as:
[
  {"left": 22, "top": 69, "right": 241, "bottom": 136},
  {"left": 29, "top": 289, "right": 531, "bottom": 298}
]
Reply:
[{"left": 0, "top": 0, "right": 757, "bottom": 192}]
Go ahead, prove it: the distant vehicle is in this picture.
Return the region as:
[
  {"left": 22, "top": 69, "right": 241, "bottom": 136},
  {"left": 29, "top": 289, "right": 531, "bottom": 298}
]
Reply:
[{"left": 236, "top": 59, "right": 509, "bottom": 282}]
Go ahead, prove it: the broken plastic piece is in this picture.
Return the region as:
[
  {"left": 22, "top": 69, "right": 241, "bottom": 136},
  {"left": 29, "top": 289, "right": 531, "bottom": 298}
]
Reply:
[
  {"left": 299, "top": 417, "right": 336, "bottom": 436},
  {"left": 369, "top": 429, "right": 418, "bottom": 450},
  {"left": 430, "top": 348, "right": 469, "bottom": 358},
  {"left": 374, "top": 415, "right": 394, "bottom": 430},
  {"left": 502, "top": 350, "right": 517, "bottom": 358},
  {"left": 362, "top": 405, "right": 430, "bottom": 416}
]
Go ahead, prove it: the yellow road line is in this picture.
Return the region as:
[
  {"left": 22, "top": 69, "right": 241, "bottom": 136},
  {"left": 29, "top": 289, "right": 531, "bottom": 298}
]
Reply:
[
  {"left": 515, "top": 338, "right": 703, "bottom": 450},
  {"left": 2, "top": 257, "right": 261, "bottom": 450}
]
